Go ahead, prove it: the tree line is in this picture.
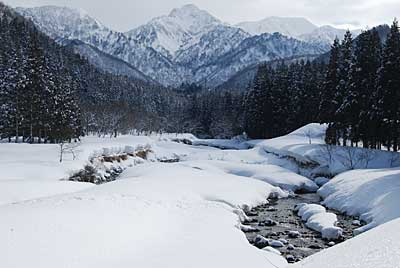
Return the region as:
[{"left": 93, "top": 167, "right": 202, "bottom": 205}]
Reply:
[
  {"left": 0, "top": 3, "right": 186, "bottom": 142},
  {"left": 320, "top": 21, "right": 400, "bottom": 151},
  {"left": 245, "top": 21, "right": 400, "bottom": 151},
  {"left": 1, "top": 2, "right": 399, "bottom": 148},
  {"left": 0, "top": 11, "right": 81, "bottom": 143},
  {"left": 244, "top": 61, "right": 326, "bottom": 139}
]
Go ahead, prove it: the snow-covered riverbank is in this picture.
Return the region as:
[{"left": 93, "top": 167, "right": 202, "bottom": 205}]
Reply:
[{"left": 1, "top": 124, "right": 400, "bottom": 268}]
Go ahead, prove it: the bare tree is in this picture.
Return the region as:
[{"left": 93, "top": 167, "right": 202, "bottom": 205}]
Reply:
[
  {"left": 337, "top": 147, "right": 364, "bottom": 170},
  {"left": 305, "top": 129, "right": 313, "bottom": 145},
  {"left": 59, "top": 142, "right": 81, "bottom": 163},
  {"left": 359, "top": 149, "right": 377, "bottom": 168},
  {"left": 389, "top": 152, "right": 400, "bottom": 168},
  {"left": 319, "top": 144, "right": 335, "bottom": 165}
]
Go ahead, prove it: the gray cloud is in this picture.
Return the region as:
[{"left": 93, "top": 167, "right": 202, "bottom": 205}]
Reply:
[{"left": 3, "top": 0, "right": 399, "bottom": 31}]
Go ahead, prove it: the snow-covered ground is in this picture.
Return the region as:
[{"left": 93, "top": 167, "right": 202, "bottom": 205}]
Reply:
[
  {"left": 292, "top": 218, "right": 400, "bottom": 268},
  {"left": 319, "top": 167, "right": 400, "bottom": 234},
  {"left": 1, "top": 124, "right": 400, "bottom": 268}
]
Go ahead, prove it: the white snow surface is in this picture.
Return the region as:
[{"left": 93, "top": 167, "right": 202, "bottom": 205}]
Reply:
[
  {"left": 1, "top": 133, "right": 326, "bottom": 268},
  {"left": 319, "top": 167, "right": 400, "bottom": 234},
  {"left": 246, "top": 123, "right": 400, "bottom": 175},
  {"left": 296, "top": 203, "right": 342, "bottom": 240},
  {"left": 2, "top": 125, "right": 400, "bottom": 268},
  {"left": 292, "top": 218, "right": 400, "bottom": 268}
]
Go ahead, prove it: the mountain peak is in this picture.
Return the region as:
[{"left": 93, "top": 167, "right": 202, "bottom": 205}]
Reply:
[
  {"left": 169, "top": 4, "right": 201, "bottom": 15},
  {"left": 168, "top": 4, "right": 219, "bottom": 24},
  {"left": 16, "top": 5, "right": 105, "bottom": 29},
  {"left": 237, "top": 16, "right": 318, "bottom": 37}
]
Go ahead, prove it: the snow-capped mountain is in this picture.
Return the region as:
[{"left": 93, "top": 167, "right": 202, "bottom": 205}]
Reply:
[
  {"left": 126, "top": 4, "right": 221, "bottom": 59},
  {"left": 298, "top": 26, "right": 361, "bottom": 50},
  {"left": 17, "top": 6, "right": 183, "bottom": 86},
  {"left": 16, "top": 5, "right": 333, "bottom": 88},
  {"left": 175, "top": 25, "right": 250, "bottom": 69},
  {"left": 64, "top": 40, "right": 155, "bottom": 84},
  {"left": 237, "top": 17, "right": 318, "bottom": 37},
  {"left": 197, "top": 33, "right": 325, "bottom": 86}
]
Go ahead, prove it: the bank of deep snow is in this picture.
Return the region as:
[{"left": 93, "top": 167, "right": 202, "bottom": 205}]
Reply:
[{"left": 1, "top": 124, "right": 400, "bottom": 268}]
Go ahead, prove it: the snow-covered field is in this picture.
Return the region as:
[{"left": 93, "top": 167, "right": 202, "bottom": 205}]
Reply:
[{"left": 1, "top": 124, "right": 400, "bottom": 268}]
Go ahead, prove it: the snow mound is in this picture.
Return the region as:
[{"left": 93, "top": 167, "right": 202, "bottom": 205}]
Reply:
[
  {"left": 297, "top": 204, "right": 342, "bottom": 240},
  {"left": 298, "top": 204, "right": 326, "bottom": 221},
  {"left": 292, "top": 218, "right": 400, "bottom": 268},
  {"left": 319, "top": 167, "right": 400, "bottom": 234},
  {"left": 198, "top": 160, "right": 318, "bottom": 193},
  {"left": 247, "top": 123, "right": 400, "bottom": 175}
]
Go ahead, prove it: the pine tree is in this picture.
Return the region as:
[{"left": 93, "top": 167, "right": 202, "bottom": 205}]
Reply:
[
  {"left": 334, "top": 31, "right": 353, "bottom": 145},
  {"left": 244, "top": 64, "right": 271, "bottom": 138},
  {"left": 319, "top": 38, "right": 341, "bottom": 144},
  {"left": 376, "top": 19, "right": 400, "bottom": 151},
  {"left": 341, "top": 29, "right": 382, "bottom": 148}
]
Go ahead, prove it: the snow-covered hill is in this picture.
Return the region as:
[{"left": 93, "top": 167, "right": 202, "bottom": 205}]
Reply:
[{"left": 16, "top": 5, "right": 332, "bottom": 87}]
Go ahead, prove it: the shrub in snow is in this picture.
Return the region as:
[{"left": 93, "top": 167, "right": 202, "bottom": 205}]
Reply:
[{"left": 124, "top": 146, "right": 136, "bottom": 154}]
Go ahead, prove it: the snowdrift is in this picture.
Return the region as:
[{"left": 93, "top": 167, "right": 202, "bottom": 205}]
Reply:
[
  {"left": 292, "top": 218, "right": 400, "bottom": 268},
  {"left": 319, "top": 167, "right": 400, "bottom": 234}
]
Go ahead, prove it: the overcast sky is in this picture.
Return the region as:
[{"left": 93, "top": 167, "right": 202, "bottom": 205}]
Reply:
[{"left": 4, "top": 0, "right": 399, "bottom": 32}]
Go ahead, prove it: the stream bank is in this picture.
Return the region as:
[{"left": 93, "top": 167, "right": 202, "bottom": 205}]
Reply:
[{"left": 242, "top": 193, "right": 361, "bottom": 263}]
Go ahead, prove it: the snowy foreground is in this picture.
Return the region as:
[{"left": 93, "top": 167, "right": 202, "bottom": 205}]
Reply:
[{"left": 1, "top": 124, "right": 400, "bottom": 268}]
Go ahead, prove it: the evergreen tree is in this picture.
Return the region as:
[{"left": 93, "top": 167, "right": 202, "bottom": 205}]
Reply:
[
  {"left": 244, "top": 64, "right": 271, "bottom": 138},
  {"left": 341, "top": 29, "right": 382, "bottom": 147},
  {"left": 376, "top": 19, "right": 400, "bottom": 151}
]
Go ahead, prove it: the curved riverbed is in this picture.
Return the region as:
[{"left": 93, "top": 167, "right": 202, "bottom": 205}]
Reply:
[{"left": 242, "top": 193, "right": 360, "bottom": 263}]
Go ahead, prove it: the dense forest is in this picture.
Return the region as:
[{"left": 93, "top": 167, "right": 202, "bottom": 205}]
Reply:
[
  {"left": 0, "top": 3, "right": 185, "bottom": 142},
  {"left": 245, "top": 21, "right": 400, "bottom": 151},
  {"left": 1, "top": 2, "right": 399, "bottom": 151}
]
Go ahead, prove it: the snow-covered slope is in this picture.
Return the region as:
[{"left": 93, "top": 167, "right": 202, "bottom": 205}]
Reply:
[
  {"left": 126, "top": 4, "right": 221, "bottom": 59},
  {"left": 237, "top": 17, "right": 318, "bottom": 37},
  {"left": 16, "top": 5, "right": 330, "bottom": 87},
  {"left": 319, "top": 168, "right": 400, "bottom": 234},
  {"left": 175, "top": 25, "right": 250, "bottom": 70},
  {"left": 199, "top": 33, "right": 325, "bottom": 86},
  {"left": 298, "top": 26, "right": 361, "bottom": 50},
  {"left": 292, "top": 218, "right": 400, "bottom": 268},
  {"left": 16, "top": 5, "right": 183, "bottom": 86},
  {"left": 65, "top": 40, "right": 155, "bottom": 83}
]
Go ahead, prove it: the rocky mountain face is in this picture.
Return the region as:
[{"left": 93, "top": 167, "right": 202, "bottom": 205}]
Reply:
[
  {"left": 64, "top": 40, "right": 155, "bottom": 84},
  {"left": 16, "top": 5, "right": 347, "bottom": 88}
]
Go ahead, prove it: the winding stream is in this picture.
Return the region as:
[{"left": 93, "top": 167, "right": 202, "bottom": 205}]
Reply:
[{"left": 242, "top": 193, "right": 360, "bottom": 263}]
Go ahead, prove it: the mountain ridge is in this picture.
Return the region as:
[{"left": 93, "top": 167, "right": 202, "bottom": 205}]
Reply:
[{"left": 16, "top": 4, "right": 351, "bottom": 88}]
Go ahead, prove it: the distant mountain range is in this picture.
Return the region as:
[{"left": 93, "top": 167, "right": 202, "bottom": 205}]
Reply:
[{"left": 16, "top": 4, "right": 360, "bottom": 88}]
